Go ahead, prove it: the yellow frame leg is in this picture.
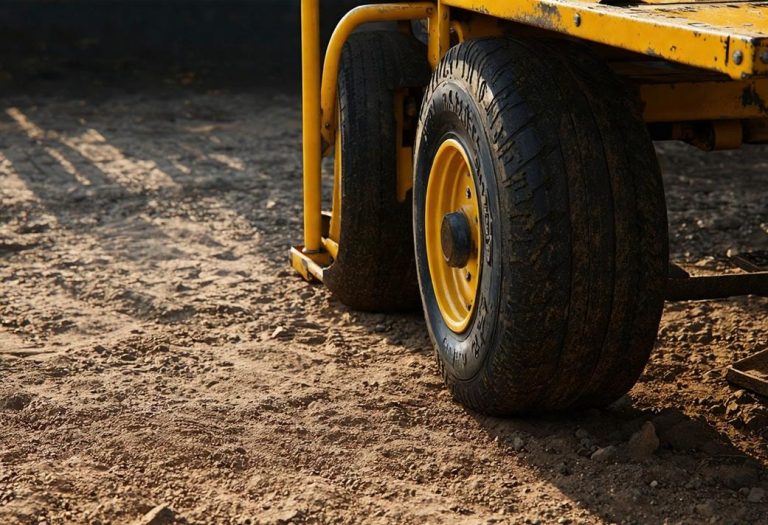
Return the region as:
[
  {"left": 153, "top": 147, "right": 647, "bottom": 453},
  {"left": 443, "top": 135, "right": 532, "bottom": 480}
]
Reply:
[
  {"left": 293, "top": 2, "right": 436, "bottom": 281},
  {"left": 301, "top": 0, "right": 323, "bottom": 254}
]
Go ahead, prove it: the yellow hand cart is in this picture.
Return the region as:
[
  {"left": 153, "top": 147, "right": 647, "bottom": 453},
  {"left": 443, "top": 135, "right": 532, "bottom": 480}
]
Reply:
[{"left": 291, "top": 0, "right": 768, "bottom": 414}]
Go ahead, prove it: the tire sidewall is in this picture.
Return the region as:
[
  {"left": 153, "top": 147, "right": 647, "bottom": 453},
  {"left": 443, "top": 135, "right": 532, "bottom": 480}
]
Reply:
[{"left": 414, "top": 78, "right": 502, "bottom": 382}]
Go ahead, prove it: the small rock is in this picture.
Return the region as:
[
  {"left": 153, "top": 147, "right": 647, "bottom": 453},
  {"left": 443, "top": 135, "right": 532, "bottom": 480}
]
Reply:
[
  {"left": 726, "top": 400, "right": 741, "bottom": 417},
  {"left": 510, "top": 436, "right": 525, "bottom": 452},
  {"left": 651, "top": 407, "right": 686, "bottom": 435},
  {"left": 732, "top": 389, "right": 752, "bottom": 404},
  {"left": 120, "top": 352, "right": 137, "bottom": 362},
  {"left": 134, "top": 504, "right": 174, "bottom": 525},
  {"left": 591, "top": 446, "right": 618, "bottom": 463},
  {"left": 276, "top": 509, "right": 301, "bottom": 523},
  {"left": 747, "top": 487, "right": 765, "bottom": 503},
  {"left": 627, "top": 421, "right": 659, "bottom": 460},
  {"left": 744, "top": 411, "right": 768, "bottom": 431},
  {"left": 649, "top": 480, "right": 659, "bottom": 488},
  {"left": 574, "top": 428, "right": 590, "bottom": 440},
  {"left": 0, "top": 393, "right": 32, "bottom": 411},
  {"left": 271, "top": 326, "right": 290, "bottom": 339},
  {"left": 373, "top": 324, "right": 388, "bottom": 333},
  {"left": 695, "top": 501, "right": 717, "bottom": 517},
  {"left": 685, "top": 478, "right": 702, "bottom": 490},
  {"left": 660, "top": 419, "right": 714, "bottom": 451}
]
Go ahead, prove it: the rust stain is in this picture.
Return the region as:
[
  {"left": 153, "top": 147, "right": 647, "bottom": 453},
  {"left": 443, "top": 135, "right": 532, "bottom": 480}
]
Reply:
[{"left": 741, "top": 84, "right": 768, "bottom": 113}]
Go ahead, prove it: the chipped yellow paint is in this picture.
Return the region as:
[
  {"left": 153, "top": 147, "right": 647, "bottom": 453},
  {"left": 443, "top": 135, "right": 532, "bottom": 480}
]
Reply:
[{"left": 443, "top": 0, "right": 768, "bottom": 79}]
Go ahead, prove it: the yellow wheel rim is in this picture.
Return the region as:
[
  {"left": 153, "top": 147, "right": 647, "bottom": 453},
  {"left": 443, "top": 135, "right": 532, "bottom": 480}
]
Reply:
[{"left": 425, "top": 138, "right": 482, "bottom": 333}]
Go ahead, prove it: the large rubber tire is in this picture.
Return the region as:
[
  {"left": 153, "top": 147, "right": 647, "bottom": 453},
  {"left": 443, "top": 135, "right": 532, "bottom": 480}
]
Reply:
[
  {"left": 413, "top": 38, "right": 669, "bottom": 415},
  {"left": 323, "top": 31, "right": 430, "bottom": 311}
]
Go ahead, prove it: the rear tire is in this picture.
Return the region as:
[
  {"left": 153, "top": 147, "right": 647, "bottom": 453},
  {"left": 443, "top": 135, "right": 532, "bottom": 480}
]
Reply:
[
  {"left": 324, "top": 31, "right": 430, "bottom": 311},
  {"left": 413, "top": 38, "right": 668, "bottom": 414}
]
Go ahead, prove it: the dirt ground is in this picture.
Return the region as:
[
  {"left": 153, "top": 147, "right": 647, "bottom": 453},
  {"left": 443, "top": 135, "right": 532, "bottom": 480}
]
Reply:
[{"left": 0, "top": 70, "right": 766, "bottom": 524}]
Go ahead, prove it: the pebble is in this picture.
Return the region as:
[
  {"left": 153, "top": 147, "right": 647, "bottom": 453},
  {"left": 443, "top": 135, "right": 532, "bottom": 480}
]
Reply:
[
  {"left": 590, "top": 446, "right": 618, "bottom": 463},
  {"left": 747, "top": 487, "right": 765, "bottom": 503},
  {"left": 574, "top": 428, "right": 590, "bottom": 440},
  {"left": 627, "top": 421, "right": 659, "bottom": 460},
  {"left": 651, "top": 407, "right": 686, "bottom": 435},
  {"left": 695, "top": 501, "right": 717, "bottom": 517},
  {"left": 0, "top": 393, "right": 33, "bottom": 411},
  {"left": 510, "top": 436, "right": 525, "bottom": 452},
  {"left": 659, "top": 420, "right": 713, "bottom": 451},
  {"left": 136, "top": 504, "right": 175, "bottom": 525}
]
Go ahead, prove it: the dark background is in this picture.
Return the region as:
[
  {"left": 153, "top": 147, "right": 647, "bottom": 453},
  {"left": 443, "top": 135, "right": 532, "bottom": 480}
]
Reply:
[{"left": 0, "top": 0, "right": 363, "bottom": 89}]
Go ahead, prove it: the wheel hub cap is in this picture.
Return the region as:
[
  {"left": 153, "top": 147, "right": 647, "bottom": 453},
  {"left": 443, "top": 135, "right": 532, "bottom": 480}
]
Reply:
[
  {"left": 441, "top": 212, "right": 472, "bottom": 268},
  {"left": 425, "top": 138, "right": 482, "bottom": 333}
]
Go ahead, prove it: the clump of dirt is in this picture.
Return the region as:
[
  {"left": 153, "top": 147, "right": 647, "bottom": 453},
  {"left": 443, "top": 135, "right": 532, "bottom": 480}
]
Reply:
[{"left": 0, "top": 76, "right": 766, "bottom": 524}]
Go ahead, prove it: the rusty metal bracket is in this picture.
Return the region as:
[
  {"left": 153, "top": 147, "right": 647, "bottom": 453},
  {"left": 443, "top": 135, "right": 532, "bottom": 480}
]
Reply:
[
  {"left": 666, "top": 271, "right": 768, "bottom": 301},
  {"left": 728, "top": 350, "right": 768, "bottom": 398}
]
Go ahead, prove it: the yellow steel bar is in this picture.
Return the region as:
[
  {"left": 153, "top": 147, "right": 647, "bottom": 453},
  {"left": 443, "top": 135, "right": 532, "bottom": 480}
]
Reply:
[
  {"left": 641, "top": 78, "right": 768, "bottom": 122},
  {"left": 428, "top": 2, "right": 451, "bottom": 68},
  {"left": 321, "top": 237, "right": 340, "bottom": 259},
  {"left": 443, "top": 0, "right": 768, "bottom": 80},
  {"left": 301, "top": 0, "right": 323, "bottom": 253},
  {"left": 320, "top": 3, "right": 435, "bottom": 149}
]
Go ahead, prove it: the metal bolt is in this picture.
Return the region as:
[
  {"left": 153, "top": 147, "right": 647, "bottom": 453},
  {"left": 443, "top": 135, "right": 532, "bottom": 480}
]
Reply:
[
  {"left": 465, "top": 187, "right": 471, "bottom": 199},
  {"left": 761, "top": 50, "right": 768, "bottom": 64},
  {"left": 574, "top": 14, "right": 581, "bottom": 27},
  {"left": 733, "top": 50, "right": 744, "bottom": 65},
  {"left": 465, "top": 272, "right": 472, "bottom": 282}
]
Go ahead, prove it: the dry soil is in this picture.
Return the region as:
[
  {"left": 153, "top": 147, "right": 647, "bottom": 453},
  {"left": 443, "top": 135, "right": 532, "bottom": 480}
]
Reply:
[{"left": 0, "top": 74, "right": 767, "bottom": 524}]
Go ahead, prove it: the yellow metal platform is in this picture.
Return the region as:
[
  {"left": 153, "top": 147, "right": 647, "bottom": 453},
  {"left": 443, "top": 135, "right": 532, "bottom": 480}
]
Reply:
[{"left": 445, "top": 0, "right": 768, "bottom": 79}]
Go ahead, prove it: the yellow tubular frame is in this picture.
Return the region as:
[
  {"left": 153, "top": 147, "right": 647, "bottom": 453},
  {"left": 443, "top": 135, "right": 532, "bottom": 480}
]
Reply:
[
  {"left": 296, "top": 1, "right": 440, "bottom": 278},
  {"left": 319, "top": 3, "right": 436, "bottom": 150},
  {"left": 300, "top": 0, "right": 323, "bottom": 254}
]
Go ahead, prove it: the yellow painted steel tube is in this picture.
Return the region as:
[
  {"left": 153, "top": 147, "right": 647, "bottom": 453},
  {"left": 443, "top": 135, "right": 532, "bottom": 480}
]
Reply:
[
  {"left": 301, "top": 0, "right": 323, "bottom": 253},
  {"left": 320, "top": 3, "right": 434, "bottom": 149}
]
